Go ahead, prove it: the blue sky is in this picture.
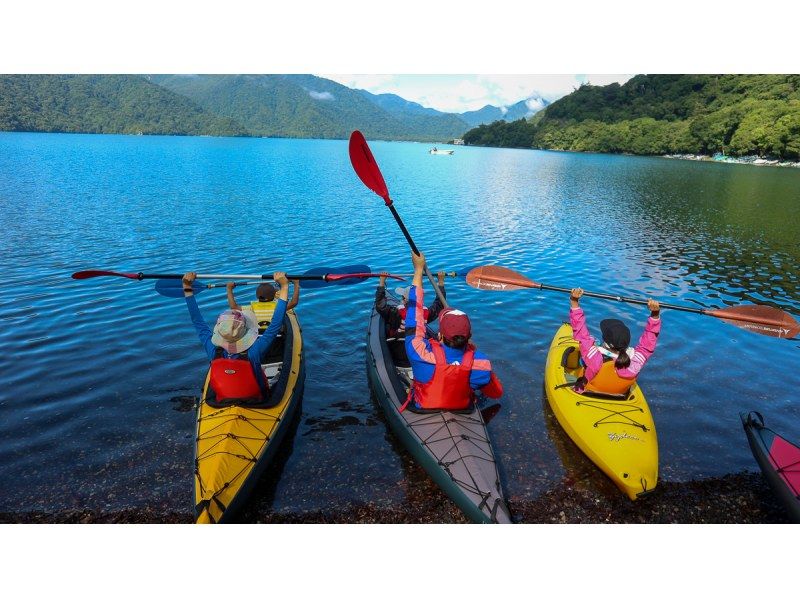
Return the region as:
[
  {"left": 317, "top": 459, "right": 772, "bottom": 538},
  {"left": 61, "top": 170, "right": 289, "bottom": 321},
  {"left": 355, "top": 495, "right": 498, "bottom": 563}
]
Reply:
[{"left": 321, "top": 74, "right": 633, "bottom": 113}]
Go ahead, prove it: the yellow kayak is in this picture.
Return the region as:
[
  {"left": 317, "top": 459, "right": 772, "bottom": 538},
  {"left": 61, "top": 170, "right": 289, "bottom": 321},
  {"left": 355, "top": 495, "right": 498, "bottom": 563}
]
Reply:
[
  {"left": 544, "top": 323, "right": 658, "bottom": 499},
  {"left": 194, "top": 308, "right": 304, "bottom": 523}
]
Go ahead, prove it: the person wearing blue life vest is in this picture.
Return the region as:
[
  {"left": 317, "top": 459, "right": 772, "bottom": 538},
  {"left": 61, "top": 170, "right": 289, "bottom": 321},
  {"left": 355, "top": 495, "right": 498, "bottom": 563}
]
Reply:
[
  {"left": 404, "top": 252, "right": 503, "bottom": 411},
  {"left": 182, "top": 271, "right": 289, "bottom": 404}
]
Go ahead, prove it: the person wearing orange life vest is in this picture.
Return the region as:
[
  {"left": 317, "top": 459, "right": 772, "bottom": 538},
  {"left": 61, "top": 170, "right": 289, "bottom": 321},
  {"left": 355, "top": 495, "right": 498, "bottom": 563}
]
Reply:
[
  {"left": 404, "top": 251, "right": 503, "bottom": 410},
  {"left": 568, "top": 288, "right": 661, "bottom": 394},
  {"left": 182, "top": 271, "right": 289, "bottom": 404}
]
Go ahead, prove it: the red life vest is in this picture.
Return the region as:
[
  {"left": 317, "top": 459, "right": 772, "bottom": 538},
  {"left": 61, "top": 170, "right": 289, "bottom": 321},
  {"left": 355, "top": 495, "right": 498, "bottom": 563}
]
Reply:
[
  {"left": 209, "top": 351, "right": 269, "bottom": 402},
  {"left": 584, "top": 359, "right": 636, "bottom": 395},
  {"left": 391, "top": 305, "right": 429, "bottom": 337},
  {"left": 412, "top": 339, "right": 475, "bottom": 410}
]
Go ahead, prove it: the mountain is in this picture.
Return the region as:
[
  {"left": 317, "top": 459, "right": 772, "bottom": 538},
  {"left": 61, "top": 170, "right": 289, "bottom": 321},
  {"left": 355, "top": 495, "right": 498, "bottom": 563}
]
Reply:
[
  {"left": 463, "top": 75, "right": 800, "bottom": 160},
  {"left": 460, "top": 94, "right": 550, "bottom": 128},
  {"left": 149, "top": 74, "right": 470, "bottom": 141},
  {"left": 0, "top": 74, "right": 245, "bottom": 136}
]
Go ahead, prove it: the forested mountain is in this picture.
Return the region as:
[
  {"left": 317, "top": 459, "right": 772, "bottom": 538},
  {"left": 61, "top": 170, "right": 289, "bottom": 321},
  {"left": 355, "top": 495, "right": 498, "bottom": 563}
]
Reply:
[
  {"left": 149, "top": 74, "right": 470, "bottom": 140},
  {"left": 463, "top": 75, "right": 800, "bottom": 159},
  {"left": 0, "top": 75, "right": 245, "bottom": 136},
  {"left": 459, "top": 94, "right": 549, "bottom": 128}
]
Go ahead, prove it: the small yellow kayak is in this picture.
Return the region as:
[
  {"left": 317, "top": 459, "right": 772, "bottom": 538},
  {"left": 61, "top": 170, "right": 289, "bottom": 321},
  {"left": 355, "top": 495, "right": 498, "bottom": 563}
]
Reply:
[
  {"left": 544, "top": 323, "right": 658, "bottom": 499},
  {"left": 194, "top": 308, "right": 304, "bottom": 523}
]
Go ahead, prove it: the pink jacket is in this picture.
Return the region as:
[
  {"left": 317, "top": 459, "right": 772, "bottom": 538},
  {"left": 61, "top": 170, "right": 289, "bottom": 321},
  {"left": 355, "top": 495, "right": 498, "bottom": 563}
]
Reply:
[{"left": 569, "top": 306, "right": 661, "bottom": 384}]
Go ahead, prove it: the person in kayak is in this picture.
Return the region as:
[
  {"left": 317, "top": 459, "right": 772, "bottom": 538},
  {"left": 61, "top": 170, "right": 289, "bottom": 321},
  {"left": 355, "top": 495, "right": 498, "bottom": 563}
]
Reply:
[
  {"left": 404, "top": 252, "right": 503, "bottom": 411},
  {"left": 226, "top": 278, "right": 300, "bottom": 330},
  {"left": 182, "top": 271, "right": 290, "bottom": 404},
  {"left": 568, "top": 288, "right": 661, "bottom": 395},
  {"left": 375, "top": 271, "right": 447, "bottom": 339}
]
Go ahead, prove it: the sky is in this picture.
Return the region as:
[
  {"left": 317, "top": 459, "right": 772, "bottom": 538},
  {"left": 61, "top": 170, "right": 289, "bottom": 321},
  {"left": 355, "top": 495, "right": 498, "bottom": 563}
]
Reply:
[{"left": 320, "top": 74, "right": 633, "bottom": 113}]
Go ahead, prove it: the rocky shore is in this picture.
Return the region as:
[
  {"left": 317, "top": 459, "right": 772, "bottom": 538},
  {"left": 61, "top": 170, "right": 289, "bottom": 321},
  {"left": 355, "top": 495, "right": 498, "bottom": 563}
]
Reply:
[
  {"left": 0, "top": 472, "right": 789, "bottom": 524},
  {"left": 663, "top": 153, "right": 800, "bottom": 168}
]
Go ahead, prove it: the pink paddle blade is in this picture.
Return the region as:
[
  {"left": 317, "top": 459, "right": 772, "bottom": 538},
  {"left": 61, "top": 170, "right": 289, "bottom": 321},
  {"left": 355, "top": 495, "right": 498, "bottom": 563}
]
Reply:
[
  {"left": 71, "top": 270, "right": 140, "bottom": 280},
  {"left": 465, "top": 265, "right": 540, "bottom": 291},
  {"left": 709, "top": 304, "right": 800, "bottom": 339},
  {"left": 348, "top": 130, "right": 390, "bottom": 204}
]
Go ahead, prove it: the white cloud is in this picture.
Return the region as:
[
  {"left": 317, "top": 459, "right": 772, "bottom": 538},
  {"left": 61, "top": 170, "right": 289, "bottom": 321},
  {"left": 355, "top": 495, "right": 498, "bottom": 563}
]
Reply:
[
  {"left": 315, "top": 74, "right": 634, "bottom": 113},
  {"left": 309, "top": 90, "right": 334, "bottom": 101},
  {"left": 525, "top": 97, "right": 546, "bottom": 112}
]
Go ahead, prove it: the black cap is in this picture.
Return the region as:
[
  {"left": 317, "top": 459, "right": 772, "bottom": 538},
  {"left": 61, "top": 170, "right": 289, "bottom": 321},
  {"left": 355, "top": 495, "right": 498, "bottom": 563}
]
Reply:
[
  {"left": 256, "top": 283, "right": 277, "bottom": 302},
  {"left": 600, "top": 319, "right": 630, "bottom": 350}
]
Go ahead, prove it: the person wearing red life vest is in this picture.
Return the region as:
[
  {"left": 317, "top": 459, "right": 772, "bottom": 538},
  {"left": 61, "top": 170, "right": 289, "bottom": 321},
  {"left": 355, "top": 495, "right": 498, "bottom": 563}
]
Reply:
[
  {"left": 568, "top": 288, "right": 661, "bottom": 395},
  {"left": 404, "top": 252, "right": 503, "bottom": 410},
  {"left": 182, "top": 271, "right": 290, "bottom": 404}
]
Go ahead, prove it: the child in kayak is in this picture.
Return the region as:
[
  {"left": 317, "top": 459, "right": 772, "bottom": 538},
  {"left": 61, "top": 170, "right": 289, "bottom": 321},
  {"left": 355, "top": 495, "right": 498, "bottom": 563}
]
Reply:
[
  {"left": 404, "top": 252, "right": 503, "bottom": 411},
  {"left": 568, "top": 288, "right": 661, "bottom": 395},
  {"left": 227, "top": 278, "right": 300, "bottom": 330},
  {"left": 182, "top": 271, "right": 289, "bottom": 403}
]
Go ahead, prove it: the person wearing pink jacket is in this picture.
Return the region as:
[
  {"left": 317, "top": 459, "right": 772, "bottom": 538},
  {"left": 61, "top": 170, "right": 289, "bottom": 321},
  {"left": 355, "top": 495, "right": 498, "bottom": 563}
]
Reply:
[{"left": 568, "top": 288, "right": 662, "bottom": 395}]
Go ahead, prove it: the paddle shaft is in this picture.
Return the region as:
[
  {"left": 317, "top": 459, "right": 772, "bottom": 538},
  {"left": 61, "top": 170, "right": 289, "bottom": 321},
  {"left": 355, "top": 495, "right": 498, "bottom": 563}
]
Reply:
[
  {"left": 129, "top": 272, "right": 328, "bottom": 281},
  {"left": 516, "top": 279, "right": 789, "bottom": 327},
  {"left": 387, "top": 202, "right": 449, "bottom": 308}
]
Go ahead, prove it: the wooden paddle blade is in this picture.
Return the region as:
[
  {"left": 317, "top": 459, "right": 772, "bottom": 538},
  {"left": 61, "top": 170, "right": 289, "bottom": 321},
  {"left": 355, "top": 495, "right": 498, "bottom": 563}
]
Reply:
[
  {"left": 72, "top": 270, "right": 140, "bottom": 280},
  {"left": 465, "top": 265, "right": 540, "bottom": 291},
  {"left": 708, "top": 304, "right": 800, "bottom": 339},
  {"left": 348, "top": 130, "right": 390, "bottom": 204}
]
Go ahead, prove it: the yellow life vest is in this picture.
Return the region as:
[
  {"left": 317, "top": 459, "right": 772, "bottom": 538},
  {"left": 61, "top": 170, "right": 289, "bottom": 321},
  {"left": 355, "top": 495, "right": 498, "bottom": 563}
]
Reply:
[{"left": 250, "top": 300, "right": 277, "bottom": 331}]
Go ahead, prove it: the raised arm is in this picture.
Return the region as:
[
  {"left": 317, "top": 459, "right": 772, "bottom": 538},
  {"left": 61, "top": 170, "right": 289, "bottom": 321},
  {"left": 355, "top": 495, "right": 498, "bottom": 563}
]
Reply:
[
  {"left": 568, "top": 288, "right": 603, "bottom": 380},
  {"left": 427, "top": 271, "right": 447, "bottom": 322},
  {"left": 287, "top": 279, "right": 300, "bottom": 311},
  {"left": 618, "top": 299, "right": 662, "bottom": 378},
  {"left": 182, "top": 272, "right": 216, "bottom": 360},
  {"left": 226, "top": 281, "right": 241, "bottom": 310}
]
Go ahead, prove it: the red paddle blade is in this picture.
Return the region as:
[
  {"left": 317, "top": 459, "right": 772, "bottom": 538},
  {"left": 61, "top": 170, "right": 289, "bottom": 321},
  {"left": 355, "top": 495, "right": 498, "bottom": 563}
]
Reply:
[
  {"left": 71, "top": 270, "right": 140, "bottom": 280},
  {"left": 348, "top": 130, "right": 390, "bottom": 204},
  {"left": 707, "top": 304, "right": 800, "bottom": 339},
  {"left": 465, "top": 265, "right": 540, "bottom": 291}
]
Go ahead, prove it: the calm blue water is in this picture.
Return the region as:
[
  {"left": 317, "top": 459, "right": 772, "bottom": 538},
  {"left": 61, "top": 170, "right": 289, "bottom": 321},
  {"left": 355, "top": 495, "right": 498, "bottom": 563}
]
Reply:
[{"left": 1, "top": 132, "right": 799, "bottom": 516}]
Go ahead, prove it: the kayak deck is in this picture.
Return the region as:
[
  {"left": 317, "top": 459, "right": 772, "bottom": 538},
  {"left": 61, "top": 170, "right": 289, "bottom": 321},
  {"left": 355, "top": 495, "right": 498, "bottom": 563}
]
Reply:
[
  {"left": 544, "top": 323, "right": 658, "bottom": 500},
  {"left": 366, "top": 307, "right": 511, "bottom": 523},
  {"left": 194, "top": 309, "right": 304, "bottom": 523},
  {"left": 741, "top": 411, "right": 800, "bottom": 523}
]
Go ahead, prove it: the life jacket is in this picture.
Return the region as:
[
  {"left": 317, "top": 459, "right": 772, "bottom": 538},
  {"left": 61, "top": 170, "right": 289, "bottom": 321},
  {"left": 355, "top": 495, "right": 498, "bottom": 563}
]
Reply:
[
  {"left": 392, "top": 305, "right": 429, "bottom": 337},
  {"left": 250, "top": 300, "right": 277, "bottom": 331},
  {"left": 209, "top": 347, "right": 270, "bottom": 403},
  {"left": 583, "top": 354, "right": 636, "bottom": 395},
  {"left": 411, "top": 339, "right": 475, "bottom": 410}
]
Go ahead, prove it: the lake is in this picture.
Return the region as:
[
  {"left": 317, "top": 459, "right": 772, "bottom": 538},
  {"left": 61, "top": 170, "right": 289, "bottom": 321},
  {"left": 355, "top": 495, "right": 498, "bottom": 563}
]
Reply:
[{"left": 1, "top": 132, "right": 798, "bottom": 521}]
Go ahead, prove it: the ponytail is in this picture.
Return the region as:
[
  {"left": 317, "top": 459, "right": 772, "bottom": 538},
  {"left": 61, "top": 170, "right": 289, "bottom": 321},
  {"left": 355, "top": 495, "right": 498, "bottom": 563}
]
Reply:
[{"left": 614, "top": 350, "right": 631, "bottom": 370}]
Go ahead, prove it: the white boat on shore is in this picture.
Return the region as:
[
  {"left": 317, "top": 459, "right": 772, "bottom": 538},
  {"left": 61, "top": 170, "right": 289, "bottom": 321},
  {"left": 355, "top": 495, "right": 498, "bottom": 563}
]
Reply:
[{"left": 429, "top": 148, "right": 454, "bottom": 155}]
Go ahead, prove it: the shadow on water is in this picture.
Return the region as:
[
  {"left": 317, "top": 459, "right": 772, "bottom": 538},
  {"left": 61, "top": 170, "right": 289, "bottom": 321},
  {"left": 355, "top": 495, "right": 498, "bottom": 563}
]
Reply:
[{"left": 539, "top": 391, "right": 622, "bottom": 500}]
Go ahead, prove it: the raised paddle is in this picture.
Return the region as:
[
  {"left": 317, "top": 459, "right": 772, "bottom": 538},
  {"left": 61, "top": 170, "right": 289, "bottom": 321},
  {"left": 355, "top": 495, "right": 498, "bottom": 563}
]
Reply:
[
  {"left": 466, "top": 265, "right": 800, "bottom": 340},
  {"left": 348, "top": 130, "right": 448, "bottom": 308},
  {"left": 72, "top": 265, "right": 370, "bottom": 283},
  {"left": 152, "top": 269, "right": 407, "bottom": 298}
]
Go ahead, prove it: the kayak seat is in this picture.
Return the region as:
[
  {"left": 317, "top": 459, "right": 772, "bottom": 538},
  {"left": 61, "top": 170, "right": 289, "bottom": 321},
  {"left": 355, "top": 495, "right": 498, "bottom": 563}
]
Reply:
[{"left": 561, "top": 346, "right": 582, "bottom": 371}]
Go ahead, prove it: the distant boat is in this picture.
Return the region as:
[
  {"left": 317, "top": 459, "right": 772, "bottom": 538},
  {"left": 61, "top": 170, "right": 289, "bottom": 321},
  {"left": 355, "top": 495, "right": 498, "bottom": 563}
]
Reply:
[{"left": 429, "top": 148, "right": 454, "bottom": 155}]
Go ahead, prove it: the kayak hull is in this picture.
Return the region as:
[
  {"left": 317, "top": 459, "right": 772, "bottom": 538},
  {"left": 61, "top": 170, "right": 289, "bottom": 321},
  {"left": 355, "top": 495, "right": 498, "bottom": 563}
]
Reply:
[
  {"left": 741, "top": 411, "right": 800, "bottom": 523},
  {"left": 544, "top": 323, "right": 658, "bottom": 499},
  {"left": 193, "top": 310, "right": 304, "bottom": 523},
  {"left": 366, "top": 307, "right": 511, "bottom": 523}
]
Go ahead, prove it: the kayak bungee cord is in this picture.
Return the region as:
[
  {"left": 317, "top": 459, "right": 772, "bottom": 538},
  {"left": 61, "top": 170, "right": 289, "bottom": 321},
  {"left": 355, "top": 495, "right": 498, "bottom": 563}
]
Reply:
[
  {"left": 195, "top": 405, "right": 281, "bottom": 523},
  {"left": 410, "top": 410, "right": 502, "bottom": 520},
  {"left": 576, "top": 400, "right": 650, "bottom": 432}
]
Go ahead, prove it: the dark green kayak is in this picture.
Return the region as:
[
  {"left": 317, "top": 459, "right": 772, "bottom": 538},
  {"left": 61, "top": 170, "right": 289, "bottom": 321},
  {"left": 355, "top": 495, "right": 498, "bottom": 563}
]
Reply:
[{"left": 366, "top": 306, "right": 511, "bottom": 523}]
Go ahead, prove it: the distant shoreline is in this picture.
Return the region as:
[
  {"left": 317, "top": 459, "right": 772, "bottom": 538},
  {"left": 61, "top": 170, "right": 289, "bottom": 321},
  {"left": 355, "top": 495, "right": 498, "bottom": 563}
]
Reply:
[{"left": 662, "top": 153, "right": 800, "bottom": 169}]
